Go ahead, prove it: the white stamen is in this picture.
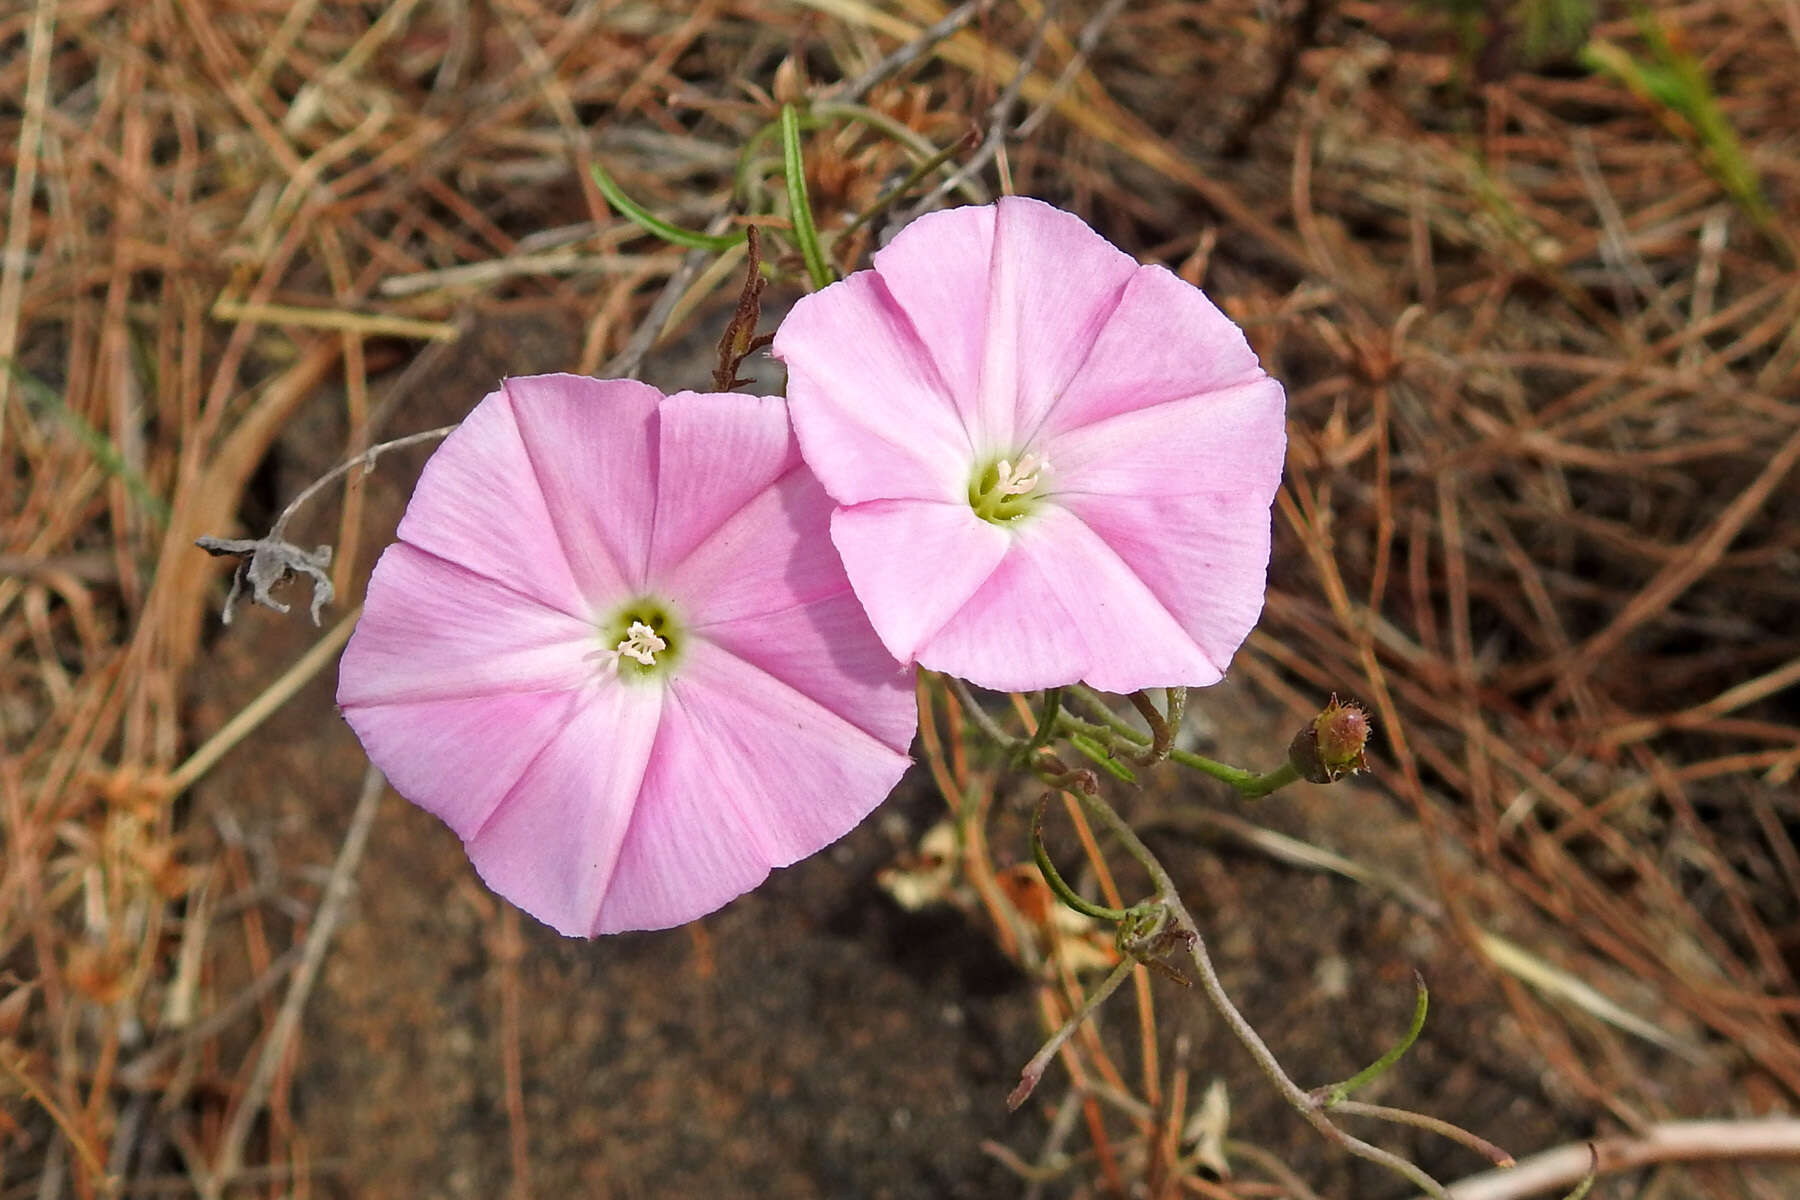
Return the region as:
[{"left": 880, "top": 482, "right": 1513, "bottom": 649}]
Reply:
[
  {"left": 613, "top": 620, "right": 667, "bottom": 666},
  {"left": 994, "top": 452, "right": 1048, "bottom": 497}
]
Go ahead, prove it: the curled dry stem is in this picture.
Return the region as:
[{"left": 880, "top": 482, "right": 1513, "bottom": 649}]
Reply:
[{"left": 1126, "top": 687, "right": 1186, "bottom": 766}]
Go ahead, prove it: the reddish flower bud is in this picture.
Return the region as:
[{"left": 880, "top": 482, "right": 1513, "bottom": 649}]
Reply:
[{"left": 1288, "top": 695, "right": 1371, "bottom": 784}]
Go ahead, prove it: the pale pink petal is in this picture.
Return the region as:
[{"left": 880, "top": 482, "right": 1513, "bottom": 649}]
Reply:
[
  {"left": 697, "top": 591, "right": 918, "bottom": 753},
  {"left": 866, "top": 203, "right": 995, "bottom": 435},
  {"left": 648, "top": 391, "right": 797, "bottom": 576},
  {"left": 916, "top": 507, "right": 1221, "bottom": 692},
  {"left": 464, "top": 683, "right": 665, "bottom": 937},
  {"left": 593, "top": 640, "right": 910, "bottom": 933},
  {"left": 667, "top": 469, "right": 846, "bottom": 625},
  {"left": 1017, "top": 381, "right": 1286, "bottom": 687},
  {"left": 336, "top": 543, "right": 597, "bottom": 707},
  {"left": 394, "top": 386, "right": 587, "bottom": 616},
  {"left": 1055, "top": 489, "right": 1275, "bottom": 683},
  {"left": 504, "top": 374, "right": 661, "bottom": 598},
  {"left": 976, "top": 197, "right": 1138, "bottom": 445},
  {"left": 871, "top": 197, "right": 1136, "bottom": 450},
  {"left": 341, "top": 689, "right": 582, "bottom": 839},
  {"left": 663, "top": 462, "right": 917, "bottom": 750},
  {"left": 828, "top": 499, "right": 1011, "bottom": 665},
  {"left": 1042, "top": 379, "right": 1287, "bottom": 499},
  {"left": 775, "top": 270, "right": 971, "bottom": 505},
  {"left": 1036, "top": 264, "right": 1270, "bottom": 440}
]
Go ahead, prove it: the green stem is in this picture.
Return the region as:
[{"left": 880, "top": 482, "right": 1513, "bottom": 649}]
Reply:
[
  {"left": 1013, "top": 687, "right": 1063, "bottom": 767},
  {"left": 734, "top": 111, "right": 824, "bottom": 207},
  {"left": 1236, "top": 760, "right": 1301, "bottom": 800},
  {"left": 836, "top": 129, "right": 974, "bottom": 250},
  {"left": 590, "top": 162, "right": 744, "bottom": 252},
  {"left": 1031, "top": 799, "right": 1129, "bottom": 923},
  {"left": 1062, "top": 730, "right": 1137, "bottom": 784},
  {"left": 1058, "top": 712, "right": 1283, "bottom": 794},
  {"left": 780, "top": 103, "right": 834, "bottom": 291},
  {"left": 1315, "top": 973, "right": 1429, "bottom": 1106},
  {"left": 945, "top": 675, "right": 1022, "bottom": 751}
]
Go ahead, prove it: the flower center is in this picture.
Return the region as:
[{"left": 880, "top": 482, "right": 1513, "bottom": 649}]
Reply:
[
  {"left": 596, "top": 599, "right": 683, "bottom": 681},
  {"left": 968, "top": 451, "right": 1050, "bottom": 524},
  {"left": 614, "top": 621, "right": 666, "bottom": 666}
]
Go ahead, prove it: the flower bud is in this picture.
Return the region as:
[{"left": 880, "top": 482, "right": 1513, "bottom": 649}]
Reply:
[
  {"left": 1287, "top": 695, "right": 1371, "bottom": 784},
  {"left": 772, "top": 54, "right": 808, "bottom": 105}
]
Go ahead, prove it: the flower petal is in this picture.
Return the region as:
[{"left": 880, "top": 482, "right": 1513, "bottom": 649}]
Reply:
[
  {"left": 341, "top": 689, "right": 582, "bottom": 839},
  {"left": 664, "top": 459, "right": 918, "bottom": 750},
  {"left": 464, "top": 682, "right": 665, "bottom": 937},
  {"left": 697, "top": 589, "right": 918, "bottom": 753},
  {"left": 775, "top": 271, "right": 971, "bottom": 506},
  {"left": 828, "top": 499, "right": 1011, "bottom": 665},
  {"left": 1033, "top": 372, "right": 1284, "bottom": 682},
  {"left": 1043, "top": 378, "right": 1287, "bottom": 499},
  {"left": 1037, "top": 263, "right": 1270, "bottom": 440},
  {"left": 394, "top": 384, "right": 587, "bottom": 616},
  {"left": 336, "top": 543, "right": 597, "bottom": 707},
  {"left": 1054, "top": 489, "right": 1275, "bottom": 684},
  {"left": 669, "top": 467, "right": 847, "bottom": 622},
  {"left": 593, "top": 641, "right": 911, "bottom": 933},
  {"left": 871, "top": 197, "right": 1136, "bottom": 451},
  {"left": 648, "top": 391, "right": 797, "bottom": 576},
  {"left": 980, "top": 197, "right": 1138, "bottom": 446},
  {"left": 916, "top": 507, "right": 1223, "bottom": 692},
  {"left": 504, "top": 374, "right": 661, "bottom": 597},
  {"left": 867, "top": 203, "right": 995, "bottom": 435}
]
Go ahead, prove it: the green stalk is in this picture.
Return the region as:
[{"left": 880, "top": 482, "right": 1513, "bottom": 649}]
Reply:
[
  {"left": 780, "top": 104, "right": 834, "bottom": 290},
  {"left": 590, "top": 161, "right": 744, "bottom": 252}
]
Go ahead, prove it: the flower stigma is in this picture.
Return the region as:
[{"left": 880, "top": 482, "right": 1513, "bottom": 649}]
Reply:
[
  {"left": 969, "top": 451, "right": 1050, "bottom": 525},
  {"left": 614, "top": 621, "right": 666, "bottom": 666},
  {"left": 594, "top": 599, "right": 683, "bottom": 681}
]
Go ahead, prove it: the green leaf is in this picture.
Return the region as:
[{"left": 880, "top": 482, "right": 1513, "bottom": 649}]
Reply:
[
  {"left": 780, "top": 104, "right": 835, "bottom": 291},
  {"left": 590, "top": 161, "right": 745, "bottom": 252}
]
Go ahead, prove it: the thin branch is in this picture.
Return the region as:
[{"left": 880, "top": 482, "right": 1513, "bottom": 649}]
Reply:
[
  {"left": 1434, "top": 1118, "right": 1800, "bottom": 1200},
  {"left": 911, "top": 0, "right": 1062, "bottom": 214},
  {"left": 196, "top": 426, "right": 455, "bottom": 625},
  {"left": 1014, "top": 0, "right": 1130, "bottom": 139},
  {"left": 1064, "top": 784, "right": 1452, "bottom": 1199},
  {"left": 1008, "top": 958, "right": 1135, "bottom": 1110},
  {"left": 828, "top": 0, "right": 994, "bottom": 104},
  {"left": 1331, "top": 1099, "right": 1514, "bottom": 1169}
]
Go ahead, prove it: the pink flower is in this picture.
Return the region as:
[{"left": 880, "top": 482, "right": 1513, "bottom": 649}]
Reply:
[
  {"left": 773, "top": 197, "right": 1287, "bottom": 693},
  {"left": 336, "top": 376, "right": 916, "bottom": 936}
]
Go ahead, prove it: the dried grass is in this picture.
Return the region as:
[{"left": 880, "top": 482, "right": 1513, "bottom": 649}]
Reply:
[{"left": 2, "top": 0, "right": 1798, "bottom": 1195}]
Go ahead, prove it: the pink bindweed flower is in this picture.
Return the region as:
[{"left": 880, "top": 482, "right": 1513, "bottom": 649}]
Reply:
[
  {"left": 773, "top": 196, "right": 1287, "bottom": 693},
  {"left": 336, "top": 376, "right": 916, "bottom": 936}
]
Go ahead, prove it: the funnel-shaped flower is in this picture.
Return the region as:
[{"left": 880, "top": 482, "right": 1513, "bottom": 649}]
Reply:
[
  {"left": 337, "top": 376, "right": 915, "bottom": 936},
  {"left": 774, "top": 197, "right": 1286, "bottom": 693}
]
